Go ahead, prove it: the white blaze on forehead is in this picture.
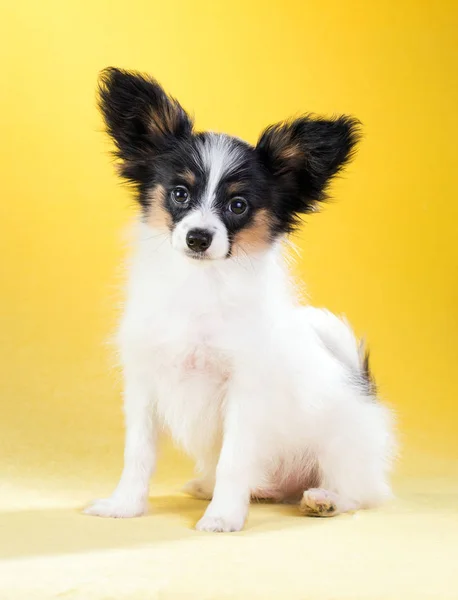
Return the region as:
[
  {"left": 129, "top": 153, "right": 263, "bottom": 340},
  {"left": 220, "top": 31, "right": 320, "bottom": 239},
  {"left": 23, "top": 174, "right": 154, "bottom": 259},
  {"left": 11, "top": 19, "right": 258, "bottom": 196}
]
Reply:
[
  {"left": 169, "top": 134, "right": 244, "bottom": 260},
  {"left": 197, "top": 133, "right": 244, "bottom": 209}
]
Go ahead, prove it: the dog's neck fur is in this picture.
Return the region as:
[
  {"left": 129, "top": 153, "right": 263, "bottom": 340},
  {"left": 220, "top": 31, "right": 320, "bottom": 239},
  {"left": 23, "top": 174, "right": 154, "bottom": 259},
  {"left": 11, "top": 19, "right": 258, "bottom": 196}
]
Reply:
[{"left": 128, "top": 222, "right": 298, "bottom": 311}]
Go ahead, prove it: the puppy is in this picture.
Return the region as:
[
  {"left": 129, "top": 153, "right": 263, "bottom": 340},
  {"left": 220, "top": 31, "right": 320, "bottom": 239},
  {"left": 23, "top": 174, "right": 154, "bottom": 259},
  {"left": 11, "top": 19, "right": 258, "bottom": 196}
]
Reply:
[{"left": 85, "top": 68, "right": 395, "bottom": 532}]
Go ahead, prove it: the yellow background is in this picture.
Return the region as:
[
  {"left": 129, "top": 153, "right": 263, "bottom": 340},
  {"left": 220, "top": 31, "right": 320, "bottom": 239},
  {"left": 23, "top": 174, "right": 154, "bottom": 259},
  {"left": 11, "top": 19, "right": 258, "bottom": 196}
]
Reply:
[{"left": 1, "top": 1, "right": 457, "bottom": 598}]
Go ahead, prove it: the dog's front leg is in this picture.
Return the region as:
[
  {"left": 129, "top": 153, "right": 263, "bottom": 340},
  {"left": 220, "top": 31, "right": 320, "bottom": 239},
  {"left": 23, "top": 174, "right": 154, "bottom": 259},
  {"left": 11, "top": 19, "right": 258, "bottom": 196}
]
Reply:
[
  {"left": 195, "top": 377, "right": 261, "bottom": 533},
  {"left": 85, "top": 372, "right": 156, "bottom": 518}
]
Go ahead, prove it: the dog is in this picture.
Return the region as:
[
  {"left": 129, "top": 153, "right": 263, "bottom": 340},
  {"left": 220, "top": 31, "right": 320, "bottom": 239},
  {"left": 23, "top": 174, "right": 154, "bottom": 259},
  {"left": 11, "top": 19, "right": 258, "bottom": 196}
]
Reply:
[{"left": 85, "top": 68, "right": 396, "bottom": 532}]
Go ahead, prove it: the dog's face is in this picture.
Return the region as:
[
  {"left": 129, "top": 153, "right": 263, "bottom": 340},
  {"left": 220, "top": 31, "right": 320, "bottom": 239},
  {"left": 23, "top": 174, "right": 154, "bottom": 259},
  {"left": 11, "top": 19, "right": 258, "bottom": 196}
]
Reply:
[
  {"left": 99, "top": 68, "right": 360, "bottom": 261},
  {"left": 144, "top": 132, "right": 272, "bottom": 260}
]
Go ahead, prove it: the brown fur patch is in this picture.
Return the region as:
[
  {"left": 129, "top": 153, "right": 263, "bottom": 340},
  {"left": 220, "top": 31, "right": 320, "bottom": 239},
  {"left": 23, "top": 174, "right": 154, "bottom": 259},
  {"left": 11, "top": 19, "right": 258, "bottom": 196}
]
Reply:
[
  {"left": 149, "top": 98, "right": 182, "bottom": 137},
  {"left": 147, "top": 184, "right": 172, "bottom": 230},
  {"left": 178, "top": 169, "right": 196, "bottom": 187},
  {"left": 232, "top": 208, "right": 273, "bottom": 254},
  {"left": 227, "top": 181, "right": 246, "bottom": 196},
  {"left": 279, "top": 143, "right": 302, "bottom": 162}
]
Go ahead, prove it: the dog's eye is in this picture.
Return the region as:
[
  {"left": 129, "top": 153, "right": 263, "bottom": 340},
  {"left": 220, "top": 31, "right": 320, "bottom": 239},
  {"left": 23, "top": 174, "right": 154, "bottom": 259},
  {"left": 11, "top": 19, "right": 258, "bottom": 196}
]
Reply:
[
  {"left": 228, "top": 197, "right": 248, "bottom": 215},
  {"left": 171, "top": 186, "right": 189, "bottom": 204}
]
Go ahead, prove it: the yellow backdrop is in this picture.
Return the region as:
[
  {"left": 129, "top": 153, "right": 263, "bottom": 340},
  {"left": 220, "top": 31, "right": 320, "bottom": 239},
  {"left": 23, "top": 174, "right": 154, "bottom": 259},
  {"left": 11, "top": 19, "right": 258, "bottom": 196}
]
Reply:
[{"left": 1, "top": 1, "right": 457, "bottom": 598}]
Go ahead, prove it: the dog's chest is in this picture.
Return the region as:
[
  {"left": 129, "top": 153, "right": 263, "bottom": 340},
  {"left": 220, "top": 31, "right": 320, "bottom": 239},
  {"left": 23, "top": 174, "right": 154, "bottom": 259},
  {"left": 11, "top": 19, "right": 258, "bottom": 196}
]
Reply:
[
  {"left": 123, "top": 273, "right": 233, "bottom": 390},
  {"left": 145, "top": 306, "right": 229, "bottom": 455},
  {"left": 154, "top": 298, "right": 228, "bottom": 364}
]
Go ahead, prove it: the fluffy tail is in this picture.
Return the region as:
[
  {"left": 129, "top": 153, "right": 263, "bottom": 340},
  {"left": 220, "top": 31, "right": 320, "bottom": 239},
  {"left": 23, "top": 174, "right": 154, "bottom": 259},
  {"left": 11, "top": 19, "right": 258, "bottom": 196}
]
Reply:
[{"left": 304, "top": 307, "right": 376, "bottom": 395}]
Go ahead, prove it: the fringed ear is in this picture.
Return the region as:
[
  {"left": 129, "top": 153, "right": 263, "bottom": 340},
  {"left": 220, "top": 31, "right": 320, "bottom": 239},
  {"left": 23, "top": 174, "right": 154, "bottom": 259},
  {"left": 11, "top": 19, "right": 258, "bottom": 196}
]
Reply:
[
  {"left": 256, "top": 115, "right": 361, "bottom": 231},
  {"left": 98, "top": 67, "right": 193, "bottom": 183}
]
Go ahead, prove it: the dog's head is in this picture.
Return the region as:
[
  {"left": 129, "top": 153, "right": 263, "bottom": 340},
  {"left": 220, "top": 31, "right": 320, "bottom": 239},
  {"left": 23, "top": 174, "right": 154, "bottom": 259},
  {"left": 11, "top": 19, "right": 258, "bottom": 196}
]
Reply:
[{"left": 99, "top": 68, "right": 361, "bottom": 261}]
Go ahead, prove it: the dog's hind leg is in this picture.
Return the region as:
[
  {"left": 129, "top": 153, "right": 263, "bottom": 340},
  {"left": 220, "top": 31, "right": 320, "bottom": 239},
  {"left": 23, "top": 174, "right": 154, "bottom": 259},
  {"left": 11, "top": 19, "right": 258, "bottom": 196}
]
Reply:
[
  {"left": 299, "top": 488, "right": 358, "bottom": 517},
  {"left": 182, "top": 477, "right": 214, "bottom": 500},
  {"left": 299, "top": 399, "right": 394, "bottom": 519},
  {"left": 182, "top": 453, "right": 219, "bottom": 500}
]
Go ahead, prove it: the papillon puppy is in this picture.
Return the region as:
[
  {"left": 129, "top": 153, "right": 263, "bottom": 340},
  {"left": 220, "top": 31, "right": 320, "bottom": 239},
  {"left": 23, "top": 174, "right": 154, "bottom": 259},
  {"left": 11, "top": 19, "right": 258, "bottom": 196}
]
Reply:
[{"left": 85, "top": 68, "right": 395, "bottom": 532}]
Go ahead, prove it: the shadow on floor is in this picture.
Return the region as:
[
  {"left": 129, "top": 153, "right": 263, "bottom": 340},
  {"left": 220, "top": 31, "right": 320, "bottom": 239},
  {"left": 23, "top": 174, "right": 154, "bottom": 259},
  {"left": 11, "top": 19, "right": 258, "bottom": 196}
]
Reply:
[
  {"left": 0, "top": 493, "right": 312, "bottom": 560},
  {"left": 3, "top": 485, "right": 456, "bottom": 561}
]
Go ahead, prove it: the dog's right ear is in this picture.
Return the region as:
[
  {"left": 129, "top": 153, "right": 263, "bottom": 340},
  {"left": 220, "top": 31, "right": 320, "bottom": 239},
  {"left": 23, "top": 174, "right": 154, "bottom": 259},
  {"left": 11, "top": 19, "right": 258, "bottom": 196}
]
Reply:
[{"left": 98, "top": 68, "right": 193, "bottom": 182}]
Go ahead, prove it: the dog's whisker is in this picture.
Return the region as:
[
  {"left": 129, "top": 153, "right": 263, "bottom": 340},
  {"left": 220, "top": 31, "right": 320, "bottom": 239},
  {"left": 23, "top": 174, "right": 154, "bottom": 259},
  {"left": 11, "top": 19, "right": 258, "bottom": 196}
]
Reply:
[{"left": 141, "top": 232, "right": 169, "bottom": 242}]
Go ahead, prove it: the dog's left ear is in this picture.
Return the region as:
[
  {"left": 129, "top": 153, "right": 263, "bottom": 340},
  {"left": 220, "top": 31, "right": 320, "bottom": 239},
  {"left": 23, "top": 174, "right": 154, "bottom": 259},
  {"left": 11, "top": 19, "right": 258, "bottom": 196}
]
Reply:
[{"left": 256, "top": 115, "right": 361, "bottom": 231}]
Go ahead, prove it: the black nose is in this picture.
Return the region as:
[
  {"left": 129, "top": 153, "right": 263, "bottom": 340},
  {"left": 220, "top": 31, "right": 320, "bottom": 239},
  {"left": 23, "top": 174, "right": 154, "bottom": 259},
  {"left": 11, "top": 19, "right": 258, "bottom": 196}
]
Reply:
[{"left": 186, "top": 229, "right": 213, "bottom": 252}]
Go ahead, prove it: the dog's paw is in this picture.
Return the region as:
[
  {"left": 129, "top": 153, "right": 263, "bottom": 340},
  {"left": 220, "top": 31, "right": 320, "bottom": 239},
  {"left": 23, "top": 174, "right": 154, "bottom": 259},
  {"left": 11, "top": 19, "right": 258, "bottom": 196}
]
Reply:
[
  {"left": 299, "top": 488, "right": 339, "bottom": 517},
  {"left": 196, "top": 512, "right": 245, "bottom": 532},
  {"left": 182, "top": 479, "right": 213, "bottom": 500},
  {"left": 84, "top": 496, "right": 147, "bottom": 518}
]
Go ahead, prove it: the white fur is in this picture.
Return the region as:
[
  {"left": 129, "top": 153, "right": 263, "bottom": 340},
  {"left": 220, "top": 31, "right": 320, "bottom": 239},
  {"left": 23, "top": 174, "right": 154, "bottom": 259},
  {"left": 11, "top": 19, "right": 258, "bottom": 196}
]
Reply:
[
  {"left": 85, "top": 223, "right": 396, "bottom": 531},
  {"left": 197, "top": 133, "right": 244, "bottom": 208}
]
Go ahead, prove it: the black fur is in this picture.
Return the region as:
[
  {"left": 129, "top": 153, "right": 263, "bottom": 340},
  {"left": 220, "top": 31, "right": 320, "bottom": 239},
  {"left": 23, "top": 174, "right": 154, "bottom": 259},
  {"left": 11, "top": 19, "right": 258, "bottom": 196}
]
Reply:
[
  {"left": 362, "top": 349, "right": 377, "bottom": 396},
  {"left": 256, "top": 116, "right": 361, "bottom": 232},
  {"left": 98, "top": 68, "right": 361, "bottom": 239}
]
